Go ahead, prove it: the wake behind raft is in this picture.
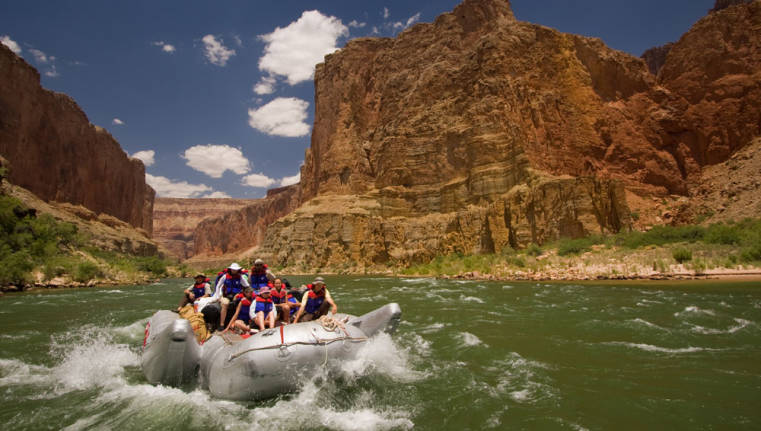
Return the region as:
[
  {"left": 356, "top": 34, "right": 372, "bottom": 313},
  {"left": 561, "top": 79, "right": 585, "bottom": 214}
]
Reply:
[{"left": 141, "top": 303, "right": 402, "bottom": 401}]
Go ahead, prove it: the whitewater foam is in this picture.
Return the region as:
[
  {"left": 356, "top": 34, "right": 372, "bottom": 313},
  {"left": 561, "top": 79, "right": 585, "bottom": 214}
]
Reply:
[
  {"left": 674, "top": 306, "right": 716, "bottom": 317},
  {"left": 458, "top": 332, "right": 485, "bottom": 347},
  {"left": 490, "top": 353, "right": 556, "bottom": 405},
  {"left": 418, "top": 322, "right": 447, "bottom": 334},
  {"left": 0, "top": 358, "right": 52, "bottom": 387},
  {"left": 340, "top": 332, "right": 428, "bottom": 382},
  {"left": 604, "top": 341, "right": 718, "bottom": 354},
  {"left": 459, "top": 295, "right": 485, "bottom": 304},
  {"left": 630, "top": 318, "right": 670, "bottom": 332},
  {"left": 690, "top": 318, "right": 753, "bottom": 335},
  {"left": 45, "top": 325, "right": 140, "bottom": 393}
]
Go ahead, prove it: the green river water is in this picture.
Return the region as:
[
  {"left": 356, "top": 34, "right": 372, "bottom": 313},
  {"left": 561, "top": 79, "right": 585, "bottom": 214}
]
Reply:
[{"left": 0, "top": 277, "right": 760, "bottom": 430}]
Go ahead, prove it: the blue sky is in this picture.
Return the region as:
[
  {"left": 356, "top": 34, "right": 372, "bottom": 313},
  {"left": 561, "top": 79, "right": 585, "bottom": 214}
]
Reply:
[{"left": 1, "top": 0, "right": 713, "bottom": 198}]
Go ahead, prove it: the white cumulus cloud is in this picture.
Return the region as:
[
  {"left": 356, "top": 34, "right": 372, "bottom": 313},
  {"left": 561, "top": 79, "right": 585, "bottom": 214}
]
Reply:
[
  {"left": 348, "top": 20, "right": 366, "bottom": 28},
  {"left": 1, "top": 35, "right": 21, "bottom": 54},
  {"left": 204, "top": 191, "right": 232, "bottom": 198},
  {"left": 29, "top": 48, "right": 49, "bottom": 63},
  {"left": 202, "top": 34, "right": 235, "bottom": 66},
  {"left": 112, "top": 118, "right": 124, "bottom": 125},
  {"left": 242, "top": 173, "right": 277, "bottom": 188},
  {"left": 253, "top": 75, "right": 277, "bottom": 95},
  {"left": 152, "top": 41, "right": 176, "bottom": 53},
  {"left": 406, "top": 13, "right": 421, "bottom": 28},
  {"left": 383, "top": 7, "right": 390, "bottom": 19},
  {"left": 280, "top": 172, "right": 301, "bottom": 187},
  {"left": 131, "top": 150, "right": 155, "bottom": 167},
  {"left": 248, "top": 97, "right": 310, "bottom": 137},
  {"left": 182, "top": 144, "right": 250, "bottom": 178},
  {"left": 146, "top": 174, "right": 212, "bottom": 198},
  {"left": 44, "top": 65, "right": 59, "bottom": 78},
  {"left": 258, "top": 10, "right": 348, "bottom": 86}
]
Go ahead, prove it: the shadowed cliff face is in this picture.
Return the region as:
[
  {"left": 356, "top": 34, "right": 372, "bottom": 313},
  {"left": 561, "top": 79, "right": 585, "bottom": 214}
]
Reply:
[
  {"left": 641, "top": 43, "right": 674, "bottom": 75},
  {"left": 655, "top": 1, "right": 761, "bottom": 166},
  {"left": 191, "top": 185, "right": 301, "bottom": 258},
  {"left": 0, "top": 45, "right": 155, "bottom": 233}
]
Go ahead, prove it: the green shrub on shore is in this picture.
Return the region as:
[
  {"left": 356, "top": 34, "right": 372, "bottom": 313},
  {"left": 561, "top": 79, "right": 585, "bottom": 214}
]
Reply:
[
  {"left": 525, "top": 243, "right": 543, "bottom": 257},
  {"left": 74, "top": 261, "right": 102, "bottom": 282},
  {"left": 672, "top": 248, "right": 693, "bottom": 264},
  {"left": 0, "top": 195, "right": 82, "bottom": 285},
  {"left": 136, "top": 256, "right": 168, "bottom": 277},
  {"left": 616, "top": 225, "right": 704, "bottom": 248},
  {"left": 557, "top": 237, "right": 602, "bottom": 256},
  {"left": 613, "top": 219, "right": 761, "bottom": 251},
  {"left": 84, "top": 247, "right": 170, "bottom": 277},
  {"left": 741, "top": 244, "right": 761, "bottom": 263}
]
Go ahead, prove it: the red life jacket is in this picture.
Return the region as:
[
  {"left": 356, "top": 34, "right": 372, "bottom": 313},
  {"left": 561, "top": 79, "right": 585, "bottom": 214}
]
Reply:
[
  {"left": 237, "top": 297, "right": 253, "bottom": 323},
  {"left": 270, "top": 287, "right": 289, "bottom": 304}
]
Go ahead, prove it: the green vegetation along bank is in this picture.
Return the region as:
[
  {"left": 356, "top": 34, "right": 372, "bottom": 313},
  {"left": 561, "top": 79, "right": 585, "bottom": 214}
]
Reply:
[
  {"left": 0, "top": 193, "right": 180, "bottom": 291},
  {"left": 400, "top": 219, "right": 761, "bottom": 281}
]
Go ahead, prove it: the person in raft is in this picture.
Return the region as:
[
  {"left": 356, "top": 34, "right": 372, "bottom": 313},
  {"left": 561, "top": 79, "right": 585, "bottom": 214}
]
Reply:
[
  {"left": 292, "top": 277, "right": 337, "bottom": 323},
  {"left": 178, "top": 274, "right": 211, "bottom": 310},
  {"left": 224, "top": 287, "right": 255, "bottom": 334},
  {"left": 248, "top": 258, "right": 275, "bottom": 292},
  {"left": 212, "top": 262, "right": 251, "bottom": 328},
  {"left": 252, "top": 286, "right": 276, "bottom": 331},
  {"left": 270, "top": 278, "right": 299, "bottom": 324}
]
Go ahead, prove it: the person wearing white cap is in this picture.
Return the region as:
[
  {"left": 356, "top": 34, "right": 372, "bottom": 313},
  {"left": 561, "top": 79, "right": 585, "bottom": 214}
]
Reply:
[
  {"left": 249, "top": 258, "right": 275, "bottom": 291},
  {"left": 210, "top": 262, "right": 251, "bottom": 328},
  {"left": 293, "top": 277, "right": 337, "bottom": 323}
]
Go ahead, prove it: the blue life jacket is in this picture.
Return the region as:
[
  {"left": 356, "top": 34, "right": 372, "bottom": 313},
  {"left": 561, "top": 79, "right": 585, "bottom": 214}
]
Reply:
[
  {"left": 254, "top": 295, "right": 274, "bottom": 315},
  {"left": 305, "top": 285, "right": 326, "bottom": 314},
  {"left": 191, "top": 282, "right": 207, "bottom": 299},
  {"left": 288, "top": 296, "right": 299, "bottom": 316},
  {"left": 223, "top": 274, "right": 244, "bottom": 297},
  {"left": 249, "top": 270, "right": 269, "bottom": 289}
]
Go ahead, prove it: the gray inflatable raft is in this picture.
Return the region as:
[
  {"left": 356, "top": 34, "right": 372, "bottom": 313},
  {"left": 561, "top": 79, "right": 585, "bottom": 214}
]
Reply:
[{"left": 141, "top": 303, "right": 401, "bottom": 400}]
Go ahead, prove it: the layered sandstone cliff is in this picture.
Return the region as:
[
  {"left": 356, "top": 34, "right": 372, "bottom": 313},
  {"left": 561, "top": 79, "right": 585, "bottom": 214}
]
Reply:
[
  {"left": 192, "top": 0, "right": 761, "bottom": 271},
  {"left": 153, "top": 197, "right": 256, "bottom": 260},
  {"left": 0, "top": 45, "right": 154, "bottom": 233}
]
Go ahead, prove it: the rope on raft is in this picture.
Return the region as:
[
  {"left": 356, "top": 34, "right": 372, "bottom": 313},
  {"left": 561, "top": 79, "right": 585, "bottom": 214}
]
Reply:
[{"left": 227, "top": 318, "right": 366, "bottom": 361}]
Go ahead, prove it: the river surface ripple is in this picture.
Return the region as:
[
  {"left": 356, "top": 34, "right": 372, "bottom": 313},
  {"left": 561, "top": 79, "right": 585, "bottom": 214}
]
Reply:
[{"left": 1, "top": 277, "right": 760, "bottom": 430}]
